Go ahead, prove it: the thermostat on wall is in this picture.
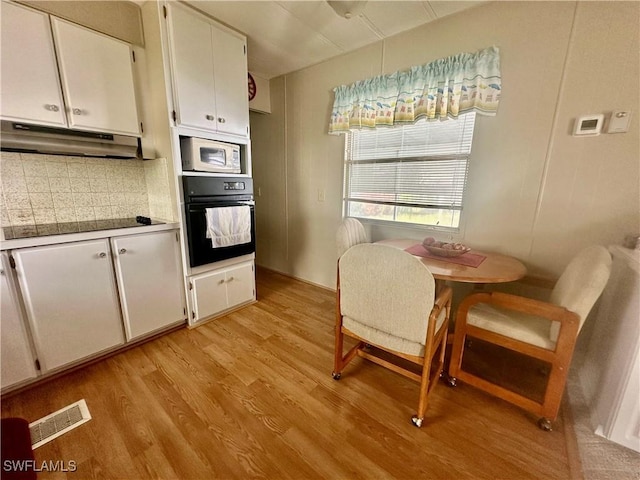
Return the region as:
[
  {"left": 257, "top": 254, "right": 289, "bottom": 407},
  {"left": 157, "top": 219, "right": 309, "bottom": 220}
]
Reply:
[{"left": 574, "top": 114, "right": 604, "bottom": 136}]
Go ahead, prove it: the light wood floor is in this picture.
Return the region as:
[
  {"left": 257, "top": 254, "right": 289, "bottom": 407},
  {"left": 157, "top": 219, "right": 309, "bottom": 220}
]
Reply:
[{"left": 2, "top": 268, "right": 577, "bottom": 479}]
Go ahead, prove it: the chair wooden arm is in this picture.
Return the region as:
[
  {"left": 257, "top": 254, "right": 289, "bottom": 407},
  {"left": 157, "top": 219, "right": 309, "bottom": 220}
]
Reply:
[
  {"left": 433, "top": 286, "right": 453, "bottom": 314},
  {"left": 455, "top": 292, "right": 580, "bottom": 362},
  {"left": 457, "top": 291, "right": 579, "bottom": 327}
]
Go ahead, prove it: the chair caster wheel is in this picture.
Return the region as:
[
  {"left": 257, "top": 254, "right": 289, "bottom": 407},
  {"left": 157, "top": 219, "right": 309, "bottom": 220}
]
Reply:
[
  {"left": 447, "top": 376, "right": 457, "bottom": 387},
  {"left": 332, "top": 372, "right": 341, "bottom": 380},
  {"left": 411, "top": 415, "right": 423, "bottom": 428},
  {"left": 537, "top": 417, "right": 553, "bottom": 431}
]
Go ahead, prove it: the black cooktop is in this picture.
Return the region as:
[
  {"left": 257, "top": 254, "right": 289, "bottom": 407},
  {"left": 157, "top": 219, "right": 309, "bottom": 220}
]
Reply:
[{"left": 3, "top": 217, "right": 165, "bottom": 240}]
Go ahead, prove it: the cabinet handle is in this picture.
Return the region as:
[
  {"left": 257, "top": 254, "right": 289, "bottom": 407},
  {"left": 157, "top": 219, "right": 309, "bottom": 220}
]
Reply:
[
  {"left": 44, "top": 104, "right": 60, "bottom": 112},
  {"left": 119, "top": 248, "right": 127, "bottom": 254},
  {"left": 99, "top": 252, "right": 107, "bottom": 258},
  {"left": 227, "top": 276, "right": 234, "bottom": 283},
  {"left": 218, "top": 279, "right": 225, "bottom": 285},
  {"left": 72, "top": 108, "right": 83, "bottom": 115},
  {"left": 217, "top": 117, "right": 226, "bottom": 124},
  {"left": 205, "top": 114, "right": 214, "bottom": 121}
]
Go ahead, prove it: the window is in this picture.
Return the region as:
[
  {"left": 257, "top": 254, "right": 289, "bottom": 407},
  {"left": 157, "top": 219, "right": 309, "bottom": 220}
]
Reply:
[{"left": 343, "top": 112, "right": 476, "bottom": 231}]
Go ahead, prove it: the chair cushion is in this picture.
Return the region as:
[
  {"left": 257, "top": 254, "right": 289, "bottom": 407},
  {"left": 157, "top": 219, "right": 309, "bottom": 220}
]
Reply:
[
  {"left": 339, "top": 244, "right": 436, "bottom": 346},
  {"left": 549, "top": 245, "right": 612, "bottom": 340},
  {"left": 468, "top": 302, "right": 557, "bottom": 350},
  {"left": 344, "top": 307, "right": 447, "bottom": 357},
  {"left": 336, "top": 218, "right": 368, "bottom": 258}
]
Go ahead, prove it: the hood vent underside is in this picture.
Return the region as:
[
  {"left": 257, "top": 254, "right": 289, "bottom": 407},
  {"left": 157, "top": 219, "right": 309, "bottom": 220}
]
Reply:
[{"left": 1, "top": 121, "right": 141, "bottom": 159}]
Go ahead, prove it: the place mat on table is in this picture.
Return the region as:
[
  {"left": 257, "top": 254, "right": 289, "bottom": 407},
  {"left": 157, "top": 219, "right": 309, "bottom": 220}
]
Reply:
[{"left": 405, "top": 244, "right": 487, "bottom": 268}]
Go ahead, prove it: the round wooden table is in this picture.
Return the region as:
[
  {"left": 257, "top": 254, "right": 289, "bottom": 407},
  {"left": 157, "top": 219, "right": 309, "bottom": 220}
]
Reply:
[{"left": 376, "top": 239, "right": 527, "bottom": 284}]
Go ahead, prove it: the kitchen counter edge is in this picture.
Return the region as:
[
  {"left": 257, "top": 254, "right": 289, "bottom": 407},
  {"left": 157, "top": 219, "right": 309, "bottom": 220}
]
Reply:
[{"left": 0, "top": 222, "right": 181, "bottom": 251}]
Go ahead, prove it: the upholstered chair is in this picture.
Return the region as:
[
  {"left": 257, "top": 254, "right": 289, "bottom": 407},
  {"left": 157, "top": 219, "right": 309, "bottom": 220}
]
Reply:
[
  {"left": 334, "top": 243, "right": 452, "bottom": 427},
  {"left": 448, "top": 245, "right": 612, "bottom": 430},
  {"left": 336, "top": 217, "right": 368, "bottom": 259}
]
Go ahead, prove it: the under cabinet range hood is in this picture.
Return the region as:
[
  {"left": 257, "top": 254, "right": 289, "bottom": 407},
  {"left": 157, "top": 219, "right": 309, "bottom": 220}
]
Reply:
[{"left": 0, "top": 121, "right": 141, "bottom": 159}]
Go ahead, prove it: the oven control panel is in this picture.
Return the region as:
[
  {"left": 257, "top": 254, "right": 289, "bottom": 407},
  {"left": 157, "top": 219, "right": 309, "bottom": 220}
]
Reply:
[
  {"left": 183, "top": 176, "right": 253, "bottom": 200},
  {"left": 224, "top": 182, "right": 245, "bottom": 191}
]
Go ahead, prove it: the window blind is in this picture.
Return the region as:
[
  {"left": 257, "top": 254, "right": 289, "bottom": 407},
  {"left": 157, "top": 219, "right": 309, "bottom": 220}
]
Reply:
[{"left": 344, "top": 113, "right": 476, "bottom": 229}]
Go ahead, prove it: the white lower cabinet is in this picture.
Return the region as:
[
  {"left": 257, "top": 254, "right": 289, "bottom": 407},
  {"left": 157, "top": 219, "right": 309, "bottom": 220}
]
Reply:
[
  {"left": 0, "top": 252, "right": 37, "bottom": 389},
  {"left": 111, "top": 231, "right": 185, "bottom": 341},
  {"left": 191, "top": 261, "right": 255, "bottom": 323},
  {"left": 6, "top": 229, "right": 186, "bottom": 384},
  {"left": 13, "top": 239, "right": 125, "bottom": 372}
]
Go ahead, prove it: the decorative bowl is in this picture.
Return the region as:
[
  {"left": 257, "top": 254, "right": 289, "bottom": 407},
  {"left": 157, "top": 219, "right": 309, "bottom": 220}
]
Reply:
[{"left": 424, "top": 244, "right": 471, "bottom": 257}]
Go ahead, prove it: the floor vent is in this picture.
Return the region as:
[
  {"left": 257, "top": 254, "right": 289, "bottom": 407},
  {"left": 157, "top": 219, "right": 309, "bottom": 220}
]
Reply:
[{"left": 29, "top": 399, "right": 91, "bottom": 449}]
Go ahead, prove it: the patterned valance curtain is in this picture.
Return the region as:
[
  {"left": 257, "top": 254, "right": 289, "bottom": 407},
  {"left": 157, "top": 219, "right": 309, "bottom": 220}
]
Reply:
[{"left": 329, "top": 46, "right": 501, "bottom": 134}]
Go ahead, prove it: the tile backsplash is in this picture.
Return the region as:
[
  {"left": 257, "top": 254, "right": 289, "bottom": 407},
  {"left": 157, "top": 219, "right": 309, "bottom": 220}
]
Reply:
[
  {"left": 144, "top": 157, "right": 175, "bottom": 223},
  {"left": 0, "top": 151, "right": 151, "bottom": 227}
]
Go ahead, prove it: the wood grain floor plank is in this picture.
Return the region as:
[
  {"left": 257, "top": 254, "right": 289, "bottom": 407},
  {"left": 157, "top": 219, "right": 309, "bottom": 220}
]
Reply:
[{"left": 132, "top": 445, "right": 180, "bottom": 480}]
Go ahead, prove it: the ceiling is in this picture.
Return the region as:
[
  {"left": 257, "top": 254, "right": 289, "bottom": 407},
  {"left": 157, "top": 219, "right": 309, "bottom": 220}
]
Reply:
[{"left": 184, "top": 1, "right": 486, "bottom": 79}]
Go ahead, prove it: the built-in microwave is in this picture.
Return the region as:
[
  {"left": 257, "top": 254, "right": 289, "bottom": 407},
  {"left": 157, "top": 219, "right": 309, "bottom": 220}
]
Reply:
[{"left": 181, "top": 137, "right": 241, "bottom": 174}]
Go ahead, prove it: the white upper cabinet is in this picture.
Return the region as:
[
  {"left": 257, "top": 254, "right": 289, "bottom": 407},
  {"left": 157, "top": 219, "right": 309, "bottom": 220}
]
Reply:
[
  {"left": 168, "top": 3, "right": 217, "bottom": 132},
  {"left": 52, "top": 18, "right": 140, "bottom": 135},
  {"left": 0, "top": 2, "right": 67, "bottom": 127},
  {"left": 211, "top": 26, "right": 250, "bottom": 138},
  {"left": 0, "top": 2, "right": 140, "bottom": 136},
  {"left": 167, "top": 3, "right": 249, "bottom": 138}
]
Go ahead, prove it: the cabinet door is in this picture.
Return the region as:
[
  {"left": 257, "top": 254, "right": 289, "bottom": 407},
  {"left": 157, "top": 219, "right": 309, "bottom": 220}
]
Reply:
[
  {"left": 14, "top": 240, "right": 124, "bottom": 371},
  {"left": 191, "top": 269, "right": 227, "bottom": 322},
  {"left": 211, "top": 26, "right": 249, "bottom": 137},
  {"left": 167, "top": 3, "right": 217, "bottom": 131},
  {"left": 1, "top": 253, "right": 37, "bottom": 390},
  {"left": 51, "top": 18, "right": 140, "bottom": 135},
  {"left": 225, "top": 262, "right": 255, "bottom": 308},
  {"left": 0, "top": 2, "right": 66, "bottom": 127},
  {"left": 111, "top": 231, "right": 186, "bottom": 341}
]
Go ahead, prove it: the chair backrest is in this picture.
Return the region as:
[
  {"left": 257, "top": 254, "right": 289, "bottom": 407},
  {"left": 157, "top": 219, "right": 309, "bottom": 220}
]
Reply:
[
  {"left": 336, "top": 217, "right": 368, "bottom": 258},
  {"left": 549, "top": 245, "right": 612, "bottom": 340},
  {"left": 339, "top": 244, "right": 436, "bottom": 344}
]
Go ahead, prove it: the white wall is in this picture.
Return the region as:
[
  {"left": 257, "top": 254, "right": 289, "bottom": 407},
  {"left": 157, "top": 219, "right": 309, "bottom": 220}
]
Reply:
[{"left": 251, "top": 1, "right": 640, "bottom": 289}]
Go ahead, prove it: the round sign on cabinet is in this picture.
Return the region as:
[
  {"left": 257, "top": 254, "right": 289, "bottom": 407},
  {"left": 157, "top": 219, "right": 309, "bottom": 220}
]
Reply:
[{"left": 248, "top": 73, "right": 257, "bottom": 101}]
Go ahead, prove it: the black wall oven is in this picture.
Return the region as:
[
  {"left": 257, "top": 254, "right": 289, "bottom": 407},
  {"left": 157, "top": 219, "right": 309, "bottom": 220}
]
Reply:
[{"left": 183, "top": 176, "right": 255, "bottom": 268}]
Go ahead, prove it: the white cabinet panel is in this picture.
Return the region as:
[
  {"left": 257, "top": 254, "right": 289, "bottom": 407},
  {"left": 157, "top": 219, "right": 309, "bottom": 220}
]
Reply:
[
  {"left": 14, "top": 240, "right": 125, "bottom": 371},
  {"left": 190, "top": 260, "right": 255, "bottom": 323},
  {"left": 0, "top": 2, "right": 66, "bottom": 127},
  {"left": 211, "top": 25, "right": 249, "bottom": 137},
  {"left": 168, "top": 2, "right": 217, "bottom": 131},
  {"left": 167, "top": 3, "right": 249, "bottom": 137},
  {"left": 586, "top": 246, "right": 640, "bottom": 452},
  {"left": 191, "top": 269, "right": 228, "bottom": 321},
  {"left": 52, "top": 18, "right": 140, "bottom": 135},
  {"left": 225, "top": 262, "right": 255, "bottom": 308},
  {"left": 0, "top": 253, "right": 37, "bottom": 389},
  {"left": 112, "top": 231, "right": 185, "bottom": 340}
]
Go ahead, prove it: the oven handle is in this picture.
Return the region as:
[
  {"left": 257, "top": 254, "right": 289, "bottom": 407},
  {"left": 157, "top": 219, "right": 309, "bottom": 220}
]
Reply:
[
  {"left": 186, "top": 197, "right": 254, "bottom": 205},
  {"left": 187, "top": 201, "right": 255, "bottom": 212}
]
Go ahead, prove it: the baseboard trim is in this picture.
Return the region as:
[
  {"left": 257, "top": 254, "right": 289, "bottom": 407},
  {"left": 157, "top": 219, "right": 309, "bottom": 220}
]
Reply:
[{"left": 256, "top": 265, "right": 336, "bottom": 293}]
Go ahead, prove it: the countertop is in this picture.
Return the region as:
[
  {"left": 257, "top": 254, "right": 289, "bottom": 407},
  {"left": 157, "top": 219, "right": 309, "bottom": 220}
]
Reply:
[{"left": 1, "top": 220, "right": 180, "bottom": 251}]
